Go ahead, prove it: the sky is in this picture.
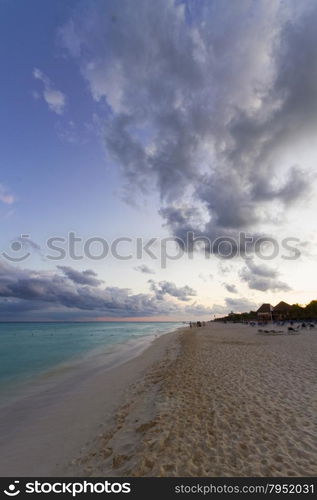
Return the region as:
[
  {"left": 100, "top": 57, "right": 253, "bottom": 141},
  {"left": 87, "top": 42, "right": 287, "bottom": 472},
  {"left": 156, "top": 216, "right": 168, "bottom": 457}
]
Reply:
[{"left": 1, "top": 0, "right": 317, "bottom": 321}]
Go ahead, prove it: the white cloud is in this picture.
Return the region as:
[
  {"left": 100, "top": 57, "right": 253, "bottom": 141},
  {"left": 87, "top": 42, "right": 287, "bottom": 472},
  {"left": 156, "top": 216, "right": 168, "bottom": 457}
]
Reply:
[
  {"left": 33, "top": 68, "right": 66, "bottom": 114},
  {"left": 0, "top": 184, "right": 15, "bottom": 205},
  {"left": 198, "top": 273, "right": 213, "bottom": 282},
  {"left": 43, "top": 88, "right": 66, "bottom": 114},
  {"left": 148, "top": 279, "right": 196, "bottom": 302},
  {"left": 225, "top": 297, "right": 259, "bottom": 313},
  {"left": 239, "top": 258, "right": 291, "bottom": 292}
]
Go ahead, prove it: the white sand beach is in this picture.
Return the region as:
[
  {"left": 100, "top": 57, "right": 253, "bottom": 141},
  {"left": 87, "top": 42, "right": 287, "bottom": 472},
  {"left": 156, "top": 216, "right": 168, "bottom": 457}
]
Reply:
[
  {"left": 3, "top": 0, "right": 317, "bottom": 482},
  {"left": 1, "top": 323, "right": 317, "bottom": 477}
]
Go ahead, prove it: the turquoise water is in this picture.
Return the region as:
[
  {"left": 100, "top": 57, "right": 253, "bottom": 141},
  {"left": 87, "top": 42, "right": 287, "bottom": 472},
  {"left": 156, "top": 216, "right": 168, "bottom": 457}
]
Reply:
[{"left": 0, "top": 322, "right": 181, "bottom": 392}]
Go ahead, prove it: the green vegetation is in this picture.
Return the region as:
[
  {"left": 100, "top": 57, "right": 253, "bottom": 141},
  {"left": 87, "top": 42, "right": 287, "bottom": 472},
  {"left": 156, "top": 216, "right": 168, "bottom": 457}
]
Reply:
[{"left": 215, "top": 300, "right": 317, "bottom": 322}]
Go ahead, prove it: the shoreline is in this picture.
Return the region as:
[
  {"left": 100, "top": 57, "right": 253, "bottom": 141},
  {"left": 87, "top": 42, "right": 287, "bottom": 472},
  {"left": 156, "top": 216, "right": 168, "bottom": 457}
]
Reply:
[
  {"left": 0, "top": 325, "right": 184, "bottom": 476},
  {"left": 0, "top": 322, "right": 183, "bottom": 411},
  {"left": 71, "top": 322, "right": 317, "bottom": 477},
  {"left": 1, "top": 322, "right": 316, "bottom": 477}
]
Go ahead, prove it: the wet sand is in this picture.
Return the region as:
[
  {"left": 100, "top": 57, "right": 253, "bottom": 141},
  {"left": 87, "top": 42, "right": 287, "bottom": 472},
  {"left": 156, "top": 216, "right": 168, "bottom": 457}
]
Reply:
[{"left": 0, "top": 328, "right": 182, "bottom": 476}]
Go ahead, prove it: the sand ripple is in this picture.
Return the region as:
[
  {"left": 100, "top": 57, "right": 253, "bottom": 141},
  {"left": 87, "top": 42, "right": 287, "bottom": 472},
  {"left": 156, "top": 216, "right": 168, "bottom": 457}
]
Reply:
[{"left": 72, "top": 324, "right": 317, "bottom": 477}]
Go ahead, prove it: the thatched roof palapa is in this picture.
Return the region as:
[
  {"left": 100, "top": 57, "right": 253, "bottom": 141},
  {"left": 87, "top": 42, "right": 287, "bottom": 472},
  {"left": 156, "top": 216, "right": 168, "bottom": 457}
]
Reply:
[
  {"left": 257, "top": 303, "right": 273, "bottom": 313},
  {"left": 273, "top": 301, "right": 292, "bottom": 312}
]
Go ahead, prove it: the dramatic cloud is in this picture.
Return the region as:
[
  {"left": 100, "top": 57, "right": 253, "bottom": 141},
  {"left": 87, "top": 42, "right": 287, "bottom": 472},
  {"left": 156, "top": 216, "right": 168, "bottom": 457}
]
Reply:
[
  {"left": 148, "top": 279, "right": 196, "bottom": 302},
  {"left": 33, "top": 68, "right": 66, "bottom": 114},
  {"left": 134, "top": 264, "right": 155, "bottom": 275},
  {"left": 0, "top": 184, "right": 15, "bottom": 205},
  {"left": 239, "top": 258, "right": 291, "bottom": 292},
  {"left": 60, "top": 0, "right": 316, "bottom": 250},
  {"left": 0, "top": 261, "right": 204, "bottom": 319}
]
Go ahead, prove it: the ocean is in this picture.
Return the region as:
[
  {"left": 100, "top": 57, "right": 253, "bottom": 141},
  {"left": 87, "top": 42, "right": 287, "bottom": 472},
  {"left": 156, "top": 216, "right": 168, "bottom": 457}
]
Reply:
[{"left": 0, "top": 321, "right": 182, "bottom": 405}]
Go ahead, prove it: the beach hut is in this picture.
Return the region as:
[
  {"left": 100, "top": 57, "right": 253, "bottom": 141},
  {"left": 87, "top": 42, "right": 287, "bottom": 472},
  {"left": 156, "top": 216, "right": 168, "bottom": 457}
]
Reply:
[
  {"left": 257, "top": 303, "right": 273, "bottom": 322},
  {"left": 273, "top": 301, "right": 292, "bottom": 321}
]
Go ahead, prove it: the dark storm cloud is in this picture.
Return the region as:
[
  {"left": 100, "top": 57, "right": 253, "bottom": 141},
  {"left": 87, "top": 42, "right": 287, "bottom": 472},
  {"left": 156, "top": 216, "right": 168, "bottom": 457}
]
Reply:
[
  {"left": 60, "top": 0, "right": 316, "bottom": 248},
  {"left": 0, "top": 261, "right": 205, "bottom": 319}
]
